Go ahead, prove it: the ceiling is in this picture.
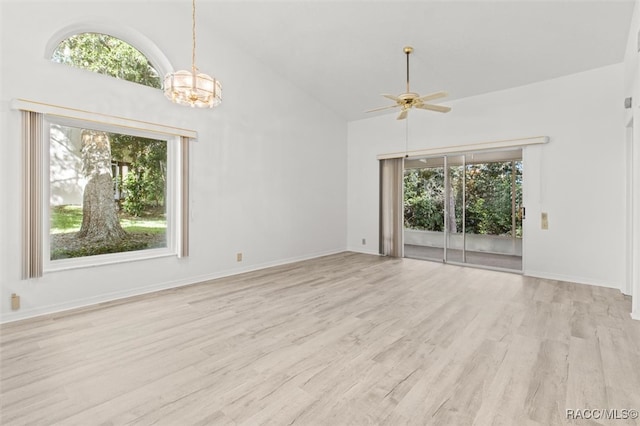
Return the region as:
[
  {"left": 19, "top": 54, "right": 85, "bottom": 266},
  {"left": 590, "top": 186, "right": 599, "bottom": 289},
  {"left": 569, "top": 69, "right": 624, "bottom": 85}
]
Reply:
[{"left": 202, "top": 0, "right": 635, "bottom": 121}]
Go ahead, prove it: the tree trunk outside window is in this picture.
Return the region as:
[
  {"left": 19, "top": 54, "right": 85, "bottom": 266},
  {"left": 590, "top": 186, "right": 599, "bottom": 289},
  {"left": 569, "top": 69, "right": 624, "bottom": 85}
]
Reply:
[
  {"left": 447, "top": 170, "right": 457, "bottom": 234},
  {"left": 77, "top": 130, "right": 126, "bottom": 242}
]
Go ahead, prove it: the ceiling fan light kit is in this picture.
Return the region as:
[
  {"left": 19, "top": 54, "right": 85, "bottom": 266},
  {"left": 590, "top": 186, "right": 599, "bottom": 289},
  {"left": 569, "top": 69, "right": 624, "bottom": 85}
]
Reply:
[{"left": 366, "top": 46, "right": 451, "bottom": 120}]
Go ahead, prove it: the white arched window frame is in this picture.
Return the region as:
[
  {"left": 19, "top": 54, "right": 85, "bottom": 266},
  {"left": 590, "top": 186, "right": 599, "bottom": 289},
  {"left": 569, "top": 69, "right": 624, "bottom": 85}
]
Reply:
[{"left": 44, "top": 20, "right": 174, "bottom": 86}]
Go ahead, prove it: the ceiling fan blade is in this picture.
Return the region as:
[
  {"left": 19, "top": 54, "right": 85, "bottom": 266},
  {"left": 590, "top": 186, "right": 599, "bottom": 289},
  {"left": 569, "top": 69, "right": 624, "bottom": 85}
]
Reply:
[
  {"left": 416, "top": 103, "right": 451, "bottom": 113},
  {"left": 365, "top": 104, "right": 400, "bottom": 113},
  {"left": 382, "top": 94, "right": 401, "bottom": 102},
  {"left": 417, "top": 91, "right": 448, "bottom": 102},
  {"left": 397, "top": 109, "right": 408, "bottom": 120}
]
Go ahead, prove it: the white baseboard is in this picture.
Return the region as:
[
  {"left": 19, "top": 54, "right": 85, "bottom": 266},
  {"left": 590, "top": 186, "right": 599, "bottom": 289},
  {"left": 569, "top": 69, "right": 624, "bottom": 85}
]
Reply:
[
  {"left": 346, "top": 247, "right": 380, "bottom": 256},
  {"left": 524, "top": 269, "right": 621, "bottom": 290},
  {"left": 1, "top": 248, "right": 347, "bottom": 324}
]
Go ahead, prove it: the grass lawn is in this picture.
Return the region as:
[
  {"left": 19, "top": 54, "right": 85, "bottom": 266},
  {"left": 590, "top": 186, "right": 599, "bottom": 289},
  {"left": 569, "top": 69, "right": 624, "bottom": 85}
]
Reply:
[
  {"left": 50, "top": 205, "right": 84, "bottom": 234},
  {"left": 50, "top": 205, "right": 167, "bottom": 259}
]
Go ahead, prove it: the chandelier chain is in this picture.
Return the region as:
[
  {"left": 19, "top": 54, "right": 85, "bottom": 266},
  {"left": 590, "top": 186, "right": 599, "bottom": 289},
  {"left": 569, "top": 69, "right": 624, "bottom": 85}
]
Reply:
[{"left": 192, "top": 0, "right": 196, "bottom": 71}]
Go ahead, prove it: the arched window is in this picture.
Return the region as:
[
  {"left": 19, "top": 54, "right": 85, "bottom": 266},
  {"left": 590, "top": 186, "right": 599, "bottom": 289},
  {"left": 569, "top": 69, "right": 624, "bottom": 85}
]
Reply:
[{"left": 51, "top": 33, "right": 162, "bottom": 89}]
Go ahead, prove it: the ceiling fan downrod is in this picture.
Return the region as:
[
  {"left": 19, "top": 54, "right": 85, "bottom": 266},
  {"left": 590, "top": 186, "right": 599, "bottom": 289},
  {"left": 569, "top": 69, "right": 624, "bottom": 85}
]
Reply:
[{"left": 404, "top": 46, "right": 413, "bottom": 94}]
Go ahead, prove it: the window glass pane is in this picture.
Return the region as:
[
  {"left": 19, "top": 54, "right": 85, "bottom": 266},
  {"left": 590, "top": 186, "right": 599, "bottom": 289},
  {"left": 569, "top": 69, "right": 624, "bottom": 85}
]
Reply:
[
  {"left": 403, "top": 167, "right": 445, "bottom": 232},
  {"left": 50, "top": 124, "right": 167, "bottom": 260},
  {"left": 51, "top": 33, "right": 162, "bottom": 89},
  {"left": 464, "top": 160, "right": 522, "bottom": 237}
]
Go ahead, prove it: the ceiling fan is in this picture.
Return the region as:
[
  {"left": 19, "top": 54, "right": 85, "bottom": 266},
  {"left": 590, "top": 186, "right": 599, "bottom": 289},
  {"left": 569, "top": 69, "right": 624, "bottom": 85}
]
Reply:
[{"left": 366, "top": 46, "right": 451, "bottom": 120}]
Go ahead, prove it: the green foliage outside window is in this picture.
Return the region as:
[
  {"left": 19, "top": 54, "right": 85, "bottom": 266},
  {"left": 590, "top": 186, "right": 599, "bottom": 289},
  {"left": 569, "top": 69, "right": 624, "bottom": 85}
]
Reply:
[
  {"left": 111, "top": 135, "right": 167, "bottom": 217},
  {"left": 52, "top": 33, "right": 162, "bottom": 88},
  {"left": 404, "top": 168, "right": 446, "bottom": 231},
  {"left": 404, "top": 161, "right": 522, "bottom": 237}
]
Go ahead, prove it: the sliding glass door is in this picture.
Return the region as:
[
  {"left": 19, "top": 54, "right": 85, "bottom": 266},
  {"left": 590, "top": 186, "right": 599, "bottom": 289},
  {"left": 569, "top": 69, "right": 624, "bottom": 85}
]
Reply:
[
  {"left": 403, "top": 157, "right": 445, "bottom": 261},
  {"left": 404, "top": 149, "right": 523, "bottom": 272}
]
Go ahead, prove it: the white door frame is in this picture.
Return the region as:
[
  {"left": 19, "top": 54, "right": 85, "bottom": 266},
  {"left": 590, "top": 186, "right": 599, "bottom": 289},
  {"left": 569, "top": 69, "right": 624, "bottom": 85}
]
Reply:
[
  {"left": 626, "top": 122, "right": 634, "bottom": 297},
  {"left": 632, "top": 114, "right": 640, "bottom": 320}
]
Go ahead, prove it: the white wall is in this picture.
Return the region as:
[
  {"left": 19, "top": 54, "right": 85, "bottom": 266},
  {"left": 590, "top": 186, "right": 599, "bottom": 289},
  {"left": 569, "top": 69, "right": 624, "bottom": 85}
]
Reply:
[
  {"left": 0, "top": 2, "right": 347, "bottom": 322},
  {"left": 348, "top": 64, "right": 626, "bottom": 290}
]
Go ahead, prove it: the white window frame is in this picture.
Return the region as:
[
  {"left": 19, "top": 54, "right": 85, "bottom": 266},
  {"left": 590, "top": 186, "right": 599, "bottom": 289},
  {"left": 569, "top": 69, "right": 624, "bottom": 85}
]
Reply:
[
  {"left": 44, "top": 115, "right": 180, "bottom": 272},
  {"left": 45, "top": 22, "right": 173, "bottom": 84}
]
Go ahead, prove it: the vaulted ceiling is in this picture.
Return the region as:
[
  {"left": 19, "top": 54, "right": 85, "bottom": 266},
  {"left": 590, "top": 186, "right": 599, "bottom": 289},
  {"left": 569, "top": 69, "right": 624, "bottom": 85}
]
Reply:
[{"left": 203, "top": 1, "right": 635, "bottom": 121}]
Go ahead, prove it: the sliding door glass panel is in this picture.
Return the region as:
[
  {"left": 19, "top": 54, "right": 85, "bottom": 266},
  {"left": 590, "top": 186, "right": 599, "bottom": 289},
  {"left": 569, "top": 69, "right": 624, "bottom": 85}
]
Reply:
[
  {"left": 445, "top": 155, "right": 465, "bottom": 263},
  {"left": 403, "top": 157, "right": 445, "bottom": 261},
  {"left": 463, "top": 151, "right": 523, "bottom": 270}
]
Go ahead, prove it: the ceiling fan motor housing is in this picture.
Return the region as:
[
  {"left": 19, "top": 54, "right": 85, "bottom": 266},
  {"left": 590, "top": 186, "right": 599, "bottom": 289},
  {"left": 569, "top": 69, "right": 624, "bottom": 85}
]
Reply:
[{"left": 399, "top": 93, "right": 419, "bottom": 103}]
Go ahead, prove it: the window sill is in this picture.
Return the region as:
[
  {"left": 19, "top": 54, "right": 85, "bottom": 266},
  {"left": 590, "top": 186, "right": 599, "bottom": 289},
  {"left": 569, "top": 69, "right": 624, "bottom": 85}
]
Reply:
[{"left": 45, "top": 247, "right": 177, "bottom": 273}]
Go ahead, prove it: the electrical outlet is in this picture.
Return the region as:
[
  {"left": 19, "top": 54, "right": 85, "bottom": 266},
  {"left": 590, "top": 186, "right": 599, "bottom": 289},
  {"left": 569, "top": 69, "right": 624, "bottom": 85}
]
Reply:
[
  {"left": 11, "top": 293, "right": 20, "bottom": 310},
  {"left": 362, "top": 238, "right": 366, "bottom": 245},
  {"left": 236, "top": 252, "right": 243, "bottom": 262},
  {"left": 541, "top": 212, "right": 549, "bottom": 230}
]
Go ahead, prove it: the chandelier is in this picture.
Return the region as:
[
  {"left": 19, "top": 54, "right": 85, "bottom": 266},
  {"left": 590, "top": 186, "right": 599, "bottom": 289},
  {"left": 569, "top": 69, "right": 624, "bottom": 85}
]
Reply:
[{"left": 164, "top": 0, "right": 222, "bottom": 108}]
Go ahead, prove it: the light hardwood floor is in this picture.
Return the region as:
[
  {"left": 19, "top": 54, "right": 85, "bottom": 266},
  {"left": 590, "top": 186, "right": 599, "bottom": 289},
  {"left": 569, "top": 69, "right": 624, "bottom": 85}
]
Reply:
[{"left": 1, "top": 252, "right": 639, "bottom": 425}]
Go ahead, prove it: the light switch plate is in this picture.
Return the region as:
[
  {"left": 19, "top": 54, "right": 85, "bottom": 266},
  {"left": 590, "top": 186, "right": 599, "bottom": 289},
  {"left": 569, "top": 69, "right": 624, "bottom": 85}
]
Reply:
[{"left": 541, "top": 212, "right": 549, "bottom": 230}]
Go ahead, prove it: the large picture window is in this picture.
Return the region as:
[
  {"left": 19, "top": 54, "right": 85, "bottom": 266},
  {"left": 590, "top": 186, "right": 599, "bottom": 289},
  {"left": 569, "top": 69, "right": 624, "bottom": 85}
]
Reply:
[
  {"left": 49, "top": 121, "right": 169, "bottom": 262},
  {"left": 16, "top": 101, "right": 193, "bottom": 278},
  {"left": 44, "top": 116, "right": 180, "bottom": 271}
]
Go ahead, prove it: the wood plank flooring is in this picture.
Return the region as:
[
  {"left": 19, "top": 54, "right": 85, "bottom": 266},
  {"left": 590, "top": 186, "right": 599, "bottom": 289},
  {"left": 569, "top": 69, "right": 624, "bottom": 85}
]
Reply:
[{"left": 1, "top": 252, "right": 639, "bottom": 425}]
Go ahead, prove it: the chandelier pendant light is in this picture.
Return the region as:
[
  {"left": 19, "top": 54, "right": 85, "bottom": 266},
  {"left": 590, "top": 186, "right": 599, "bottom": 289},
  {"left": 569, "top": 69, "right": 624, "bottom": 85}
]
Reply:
[{"left": 164, "top": 0, "right": 222, "bottom": 108}]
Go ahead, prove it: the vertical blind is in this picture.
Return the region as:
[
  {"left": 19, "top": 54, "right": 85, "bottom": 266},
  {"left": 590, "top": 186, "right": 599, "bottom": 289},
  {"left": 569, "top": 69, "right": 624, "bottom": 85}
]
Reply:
[
  {"left": 379, "top": 157, "right": 404, "bottom": 258},
  {"left": 180, "top": 136, "right": 190, "bottom": 258},
  {"left": 22, "top": 111, "right": 44, "bottom": 279}
]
